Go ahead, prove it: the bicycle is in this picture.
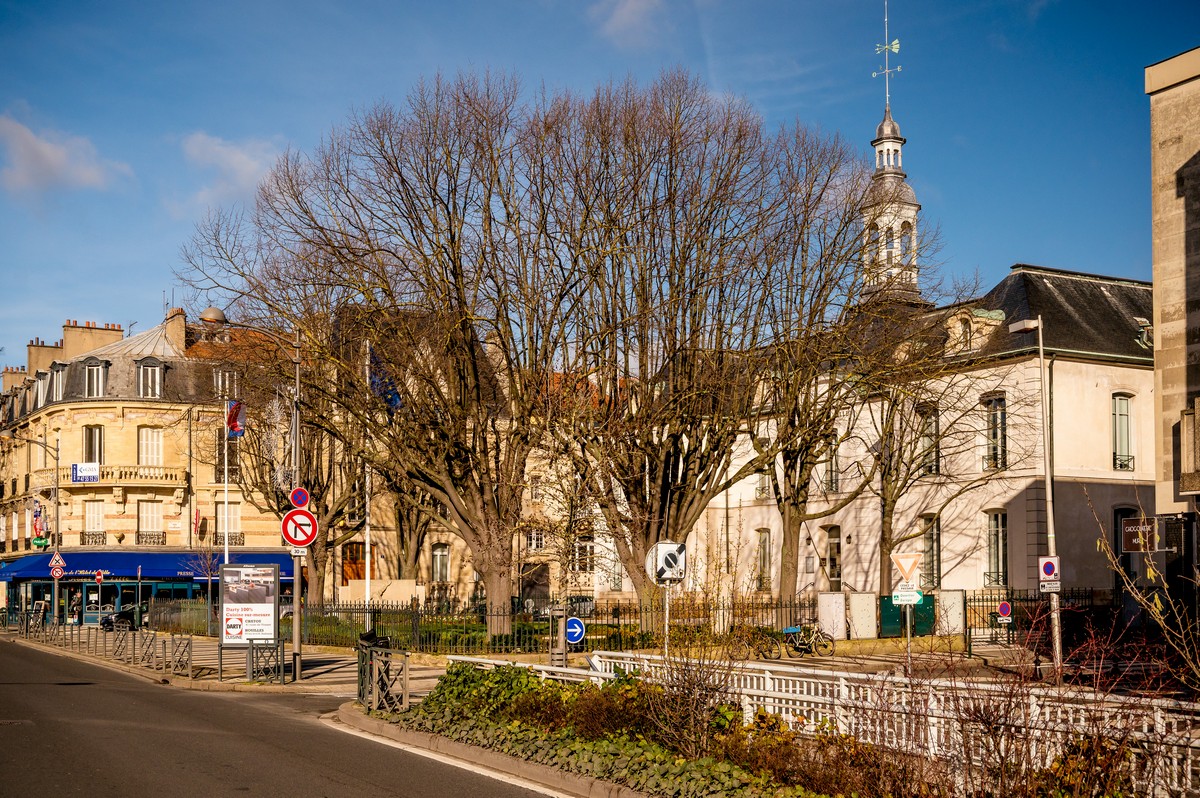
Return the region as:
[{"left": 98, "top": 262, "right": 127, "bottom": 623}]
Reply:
[
  {"left": 782, "top": 623, "right": 834, "bottom": 657},
  {"left": 724, "top": 624, "right": 782, "bottom": 661}
]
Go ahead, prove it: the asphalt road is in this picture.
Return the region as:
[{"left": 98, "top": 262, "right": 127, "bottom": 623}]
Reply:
[{"left": 0, "top": 638, "right": 549, "bottom": 798}]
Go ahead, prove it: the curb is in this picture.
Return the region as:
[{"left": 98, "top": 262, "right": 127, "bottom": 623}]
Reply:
[{"left": 336, "top": 702, "right": 647, "bottom": 798}]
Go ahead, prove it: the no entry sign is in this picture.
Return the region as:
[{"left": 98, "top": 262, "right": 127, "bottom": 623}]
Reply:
[{"left": 281, "top": 507, "right": 318, "bottom": 547}]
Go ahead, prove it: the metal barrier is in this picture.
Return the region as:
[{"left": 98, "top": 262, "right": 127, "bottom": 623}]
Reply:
[
  {"left": 357, "top": 643, "right": 410, "bottom": 712},
  {"left": 249, "top": 639, "right": 285, "bottom": 683}
]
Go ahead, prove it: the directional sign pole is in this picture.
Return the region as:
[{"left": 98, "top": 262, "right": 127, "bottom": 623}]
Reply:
[
  {"left": 664, "top": 582, "right": 671, "bottom": 660},
  {"left": 905, "top": 605, "right": 913, "bottom": 678}
]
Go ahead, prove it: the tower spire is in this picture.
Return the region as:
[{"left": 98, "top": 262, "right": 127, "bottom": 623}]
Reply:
[
  {"left": 863, "top": 0, "right": 921, "bottom": 299},
  {"left": 873, "top": 0, "right": 901, "bottom": 108}
]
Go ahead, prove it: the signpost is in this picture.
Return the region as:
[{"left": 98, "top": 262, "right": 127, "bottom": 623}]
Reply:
[
  {"left": 50, "top": 566, "right": 63, "bottom": 580},
  {"left": 281, "top": 508, "right": 318, "bottom": 547},
  {"left": 889, "top": 552, "right": 923, "bottom": 677},
  {"left": 1038, "top": 556, "right": 1061, "bottom": 593},
  {"left": 95, "top": 570, "right": 104, "bottom": 585},
  {"left": 645, "top": 541, "right": 686, "bottom": 658},
  {"left": 565, "top": 616, "right": 586, "bottom": 646},
  {"left": 997, "top": 600, "right": 1013, "bottom": 625}
]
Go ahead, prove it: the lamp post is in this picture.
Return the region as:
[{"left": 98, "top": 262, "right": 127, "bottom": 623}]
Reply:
[
  {"left": 1008, "top": 315, "right": 1063, "bottom": 682},
  {"left": 200, "top": 307, "right": 304, "bottom": 681},
  {"left": 2, "top": 430, "right": 61, "bottom": 623}
]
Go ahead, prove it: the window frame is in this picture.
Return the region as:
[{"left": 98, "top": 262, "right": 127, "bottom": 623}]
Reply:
[
  {"left": 137, "top": 427, "right": 163, "bottom": 467},
  {"left": 431, "top": 543, "right": 450, "bottom": 583},
  {"left": 1112, "top": 393, "right": 1134, "bottom": 471},
  {"left": 83, "top": 425, "right": 104, "bottom": 464},
  {"left": 137, "top": 359, "right": 163, "bottom": 399},
  {"left": 986, "top": 511, "right": 1008, "bottom": 586},
  {"left": 84, "top": 360, "right": 106, "bottom": 398},
  {"left": 983, "top": 394, "right": 1007, "bottom": 470}
]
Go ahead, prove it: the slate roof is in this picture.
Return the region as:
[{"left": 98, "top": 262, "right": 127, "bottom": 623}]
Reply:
[
  {"left": 973, "top": 264, "right": 1152, "bottom": 363},
  {"left": 73, "top": 320, "right": 183, "bottom": 361}
]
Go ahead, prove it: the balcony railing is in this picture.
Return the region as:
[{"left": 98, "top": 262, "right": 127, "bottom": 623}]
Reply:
[
  {"left": 136, "top": 531, "right": 166, "bottom": 546},
  {"left": 30, "top": 464, "right": 188, "bottom": 492},
  {"left": 1113, "top": 453, "right": 1135, "bottom": 471},
  {"left": 214, "top": 532, "right": 245, "bottom": 548},
  {"left": 80, "top": 531, "right": 107, "bottom": 546},
  {"left": 982, "top": 452, "right": 1007, "bottom": 471},
  {"left": 984, "top": 571, "right": 1009, "bottom": 587}
]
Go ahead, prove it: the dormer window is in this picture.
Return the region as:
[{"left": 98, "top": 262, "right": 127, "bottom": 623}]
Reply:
[
  {"left": 213, "top": 369, "right": 238, "bottom": 400},
  {"left": 50, "top": 366, "right": 64, "bottom": 402},
  {"left": 137, "top": 359, "right": 163, "bottom": 399},
  {"left": 84, "top": 360, "right": 106, "bottom": 398}
]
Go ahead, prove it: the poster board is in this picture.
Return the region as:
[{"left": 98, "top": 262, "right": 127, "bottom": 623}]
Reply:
[{"left": 220, "top": 564, "right": 280, "bottom": 646}]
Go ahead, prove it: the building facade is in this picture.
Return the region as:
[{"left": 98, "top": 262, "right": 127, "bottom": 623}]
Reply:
[{"left": 0, "top": 309, "right": 294, "bottom": 622}]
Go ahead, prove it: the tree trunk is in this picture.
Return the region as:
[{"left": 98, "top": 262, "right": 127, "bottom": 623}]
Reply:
[
  {"left": 878, "top": 498, "right": 895, "bottom": 595},
  {"left": 483, "top": 568, "right": 513, "bottom": 637}
]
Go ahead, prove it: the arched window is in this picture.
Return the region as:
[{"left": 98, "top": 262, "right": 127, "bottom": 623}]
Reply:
[{"left": 985, "top": 511, "right": 1008, "bottom": 586}]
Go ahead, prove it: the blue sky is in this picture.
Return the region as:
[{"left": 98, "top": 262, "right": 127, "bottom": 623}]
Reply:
[{"left": 1, "top": 0, "right": 1196, "bottom": 366}]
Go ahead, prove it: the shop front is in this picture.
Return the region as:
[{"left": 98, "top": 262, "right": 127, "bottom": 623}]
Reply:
[{"left": 0, "top": 551, "right": 296, "bottom": 624}]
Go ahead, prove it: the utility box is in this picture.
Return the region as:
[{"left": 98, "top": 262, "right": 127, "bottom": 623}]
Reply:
[
  {"left": 847, "top": 592, "right": 878, "bottom": 639},
  {"left": 879, "top": 595, "right": 937, "bottom": 638}
]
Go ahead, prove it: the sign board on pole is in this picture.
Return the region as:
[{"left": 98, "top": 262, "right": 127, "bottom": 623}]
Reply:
[
  {"left": 997, "top": 600, "right": 1013, "bottom": 624},
  {"left": 220, "top": 564, "right": 280, "bottom": 646},
  {"left": 50, "top": 566, "right": 64, "bottom": 580},
  {"left": 889, "top": 552, "right": 923, "bottom": 604},
  {"left": 565, "top": 617, "right": 586, "bottom": 645},
  {"left": 95, "top": 570, "right": 104, "bottom": 585},
  {"left": 892, "top": 580, "right": 923, "bottom": 605},
  {"left": 289, "top": 487, "right": 310, "bottom": 509},
  {"left": 281, "top": 508, "right": 318, "bottom": 547},
  {"left": 1038, "top": 556, "right": 1061, "bottom": 592},
  {"left": 644, "top": 541, "right": 686, "bottom": 584},
  {"left": 48, "top": 551, "right": 66, "bottom": 568},
  {"left": 71, "top": 463, "right": 100, "bottom": 483}
]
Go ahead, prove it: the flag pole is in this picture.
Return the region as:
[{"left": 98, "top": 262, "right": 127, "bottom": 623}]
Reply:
[{"left": 223, "top": 407, "right": 230, "bottom": 565}]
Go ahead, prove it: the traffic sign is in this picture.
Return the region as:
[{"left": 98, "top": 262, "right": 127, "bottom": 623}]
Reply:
[
  {"left": 997, "top": 600, "right": 1013, "bottom": 624},
  {"left": 565, "top": 617, "right": 586, "bottom": 645},
  {"left": 290, "top": 546, "right": 307, "bottom": 558},
  {"left": 50, "top": 566, "right": 64, "bottom": 580},
  {"left": 892, "top": 579, "right": 923, "bottom": 605},
  {"left": 890, "top": 552, "right": 922, "bottom": 584},
  {"left": 1040, "top": 580, "right": 1061, "bottom": 593},
  {"left": 48, "top": 551, "right": 66, "bottom": 568},
  {"left": 289, "top": 487, "right": 310, "bottom": 508},
  {"left": 95, "top": 570, "right": 104, "bottom": 585},
  {"left": 1038, "top": 556, "right": 1060, "bottom": 581},
  {"left": 281, "top": 508, "right": 318, "bottom": 547},
  {"left": 645, "top": 541, "right": 686, "bottom": 584}
]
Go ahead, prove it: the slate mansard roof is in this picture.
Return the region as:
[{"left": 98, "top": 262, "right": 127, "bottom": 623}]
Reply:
[{"left": 974, "top": 264, "right": 1153, "bottom": 364}]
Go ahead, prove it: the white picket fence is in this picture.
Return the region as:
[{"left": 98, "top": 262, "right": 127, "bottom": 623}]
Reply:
[{"left": 450, "top": 651, "right": 1200, "bottom": 796}]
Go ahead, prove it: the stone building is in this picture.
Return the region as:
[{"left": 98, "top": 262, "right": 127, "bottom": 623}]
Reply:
[{"left": 0, "top": 309, "right": 294, "bottom": 621}]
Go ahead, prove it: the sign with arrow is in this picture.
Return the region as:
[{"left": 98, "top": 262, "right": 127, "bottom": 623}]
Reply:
[{"left": 890, "top": 552, "right": 923, "bottom": 606}]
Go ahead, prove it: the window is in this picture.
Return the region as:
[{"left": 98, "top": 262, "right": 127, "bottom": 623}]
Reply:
[
  {"left": 51, "top": 368, "right": 64, "bottom": 402},
  {"left": 215, "top": 501, "right": 240, "bottom": 540},
  {"left": 137, "top": 427, "right": 163, "bottom": 467},
  {"left": 823, "top": 434, "right": 840, "bottom": 492},
  {"left": 572, "top": 536, "right": 595, "bottom": 573},
  {"left": 1112, "top": 394, "right": 1134, "bottom": 471},
  {"left": 756, "top": 529, "right": 771, "bottom": 591},
  {"left": 986, "top": 512, "right": 1008, "bottom": 586},
  {"left": 83, "top": 425, "right": 104, "bottom": 464},
  {"left": 918, "top": 407, "right": 940, "bottom": 475},
  {"left": 137, "top": 501, "right": 164, "bottom": 544},
  {"left": 137, "top": 361, "right": 163, "bottom": 398},
  {"left": 214, "top": 438, "right": 240, "bottom": 481},
  {"left": 85, "top": 501, "right": 104, "bottom": 532},
  {"left": 959, "top": 318, "right": 974, "bottom": 350},
  {"left": 213, "top": 369, "right": 238, "bottom": 399},
  {"left": 920, "top": 516, "right": 941, "bottom": 589},
  {"left": 342, "top": 542, "right": 365, "bottom": 584},
  {"left": 529, "top": 476, "right": 542, "bottom": 503},
  {"left": 525, "top": 527, "right": 545, "bottom": 551},
  {"left": 825, "top": 527, "right": 842, "bottom": 590},
  {"left": 85, "top": 362, "right": 105, "bottom": 398},
  {"left": 756, "top": 470, "right": 772, "bottom": 499},
  {"left": 432, "top": 543, "right": 450, "bottom": 583},
  {"left": 983, "top": 395, "right": 1007, "bottom": 470}
]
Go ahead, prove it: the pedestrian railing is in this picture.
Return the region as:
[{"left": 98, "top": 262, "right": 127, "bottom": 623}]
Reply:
[{"left": 357, "top": 642, "right": 411, "bottom": 713}]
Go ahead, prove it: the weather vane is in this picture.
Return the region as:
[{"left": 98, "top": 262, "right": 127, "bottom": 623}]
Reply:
[{"left": 872, "top": 0, "right": 901, "bottom": 107}]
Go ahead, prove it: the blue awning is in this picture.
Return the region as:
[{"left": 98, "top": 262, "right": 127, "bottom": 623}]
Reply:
[{"left": 0, "top": 551, "right": 295, "bottom": 580}]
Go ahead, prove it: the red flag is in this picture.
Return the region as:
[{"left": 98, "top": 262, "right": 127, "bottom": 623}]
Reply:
[{"left": 226, "top": 400, "right": 246, "bottom": 438}]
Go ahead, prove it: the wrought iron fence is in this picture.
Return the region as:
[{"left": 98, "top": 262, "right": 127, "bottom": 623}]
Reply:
[{"left": 147, "top": 595, "right": 818, "bottom": 655}]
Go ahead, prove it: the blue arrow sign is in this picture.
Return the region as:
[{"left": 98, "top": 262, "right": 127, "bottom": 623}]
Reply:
[{"left": 565, "top": 616, "right": 586, "bottom": 645}]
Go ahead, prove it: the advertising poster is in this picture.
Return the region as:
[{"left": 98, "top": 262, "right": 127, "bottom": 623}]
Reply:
[{"left": 220, "top": 564, "right": 279, "bottom": 646}]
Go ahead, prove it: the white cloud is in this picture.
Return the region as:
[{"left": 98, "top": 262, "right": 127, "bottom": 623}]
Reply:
[
  {"left": 179, "top": 131, "right": 279, "bottom": 212},
  {"left": 589, "top": 0, "right": 667, "bottom": 49},
  {"left": 0, "top": 116, "right": 132, "bottom": 194}
]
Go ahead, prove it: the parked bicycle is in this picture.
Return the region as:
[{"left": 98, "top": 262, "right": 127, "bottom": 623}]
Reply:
[
  {"left": 782, "top": 623, "right": 834, "bottom": 657},
  {"left": 725, "top": 624, "right": 782, "bottom": 661}
]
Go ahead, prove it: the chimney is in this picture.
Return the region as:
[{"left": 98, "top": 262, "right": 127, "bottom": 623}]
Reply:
[{"left": 165, "top": 307, "right": 186, "bottom": 352}]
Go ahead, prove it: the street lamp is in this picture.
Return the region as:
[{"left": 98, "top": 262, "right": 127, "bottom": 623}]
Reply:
[
  {"left": 200, "top": 307, "right": 304, "bottom": 681},
  {"left": 1, "top": 430, "right": 61, "bottom": 623},
  {"left": 1008, "top": 315, "right": 1063, "bottom": 682}
]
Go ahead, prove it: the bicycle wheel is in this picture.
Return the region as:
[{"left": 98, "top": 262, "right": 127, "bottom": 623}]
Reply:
[
  {"left": 726, "top": 636, "right": 752, "bottom": 661},
  {"left": 757, "top": 635, "right": 782, "bottom": 660},
  {"left": 813, "top": 633, "right": 834, "bottom": 657},
  {"left": 783, "top": 634, "right": 805, "bottom": 658}
]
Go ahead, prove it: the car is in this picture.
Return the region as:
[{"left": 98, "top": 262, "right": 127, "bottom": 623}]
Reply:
[
  {"left": 538, "top": 595, "right": 596, "bottom": 619},
  {"left": 99, "top": 601, "right": 148, "bottom": 631}
]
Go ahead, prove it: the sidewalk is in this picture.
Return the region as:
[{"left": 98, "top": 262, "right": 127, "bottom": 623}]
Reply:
[{"left": 3, "top": 626, "right": 446, "bottom": 696}]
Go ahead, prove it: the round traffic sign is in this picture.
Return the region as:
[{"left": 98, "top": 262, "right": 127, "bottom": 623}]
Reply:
[
  {"left": 50, "top": 566, "right": 64, "bottom": 580},
  {"left": 281, "top": 507, "right": 318, "bottom": 547},
  {"left": 289, "top": 487, "right": 310, "bottom": 508},
  {"left": 95, "top": 570, "right": 104, "bottom": 584},
  {"left": 997, "top": 601, "right": 1012, "bottom": 617},
  {"left": 1042, "top": 560, "right": 1057, "bottom": 577},
  {"left": 565, "top": 617, "right": 586, "bottom": 645}
]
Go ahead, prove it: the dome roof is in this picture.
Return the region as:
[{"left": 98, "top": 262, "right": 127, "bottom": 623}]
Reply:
[
  {"left": 874, "top": 106, "right": 903, "bottom": 141},
  {"left": 867, "top": 173, "right": 918, "bottom": 206}
]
